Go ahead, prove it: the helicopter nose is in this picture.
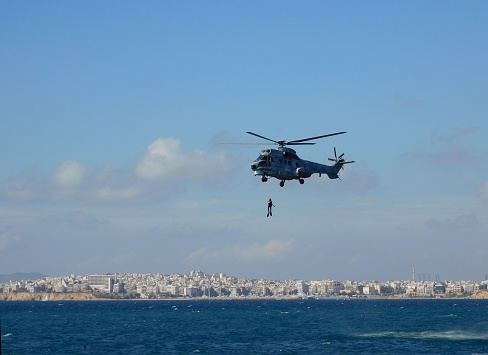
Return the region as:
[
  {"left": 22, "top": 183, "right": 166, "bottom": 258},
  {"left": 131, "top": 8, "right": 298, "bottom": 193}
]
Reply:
[{"left": 251, "top": 163, "right": 257, "bottom": 170}]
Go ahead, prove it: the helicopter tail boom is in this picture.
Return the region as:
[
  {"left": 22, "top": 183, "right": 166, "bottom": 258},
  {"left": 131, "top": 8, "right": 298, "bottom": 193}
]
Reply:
[
  {"left": 317, "top": 163, "right": 341, "bottom": 179},
  {"left": 326, "top": 171, "right": 340, "bottom": 179}
]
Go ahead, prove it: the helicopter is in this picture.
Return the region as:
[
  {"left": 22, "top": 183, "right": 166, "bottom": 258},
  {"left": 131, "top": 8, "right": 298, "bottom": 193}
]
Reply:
[{"left": 246, "top": 131, "right": 354, "bottom": 187}]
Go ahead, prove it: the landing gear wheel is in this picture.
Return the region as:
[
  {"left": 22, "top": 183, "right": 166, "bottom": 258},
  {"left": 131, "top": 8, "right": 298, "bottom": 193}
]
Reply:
[
  {"left": 299, "top": 178, "right": 304, "bottom": 184},
  {"left": 280, "top": 180, "right": 285, "bottom": 187},
  {"left": 261, "top": 176, "right": 268, "bottom": 182}
]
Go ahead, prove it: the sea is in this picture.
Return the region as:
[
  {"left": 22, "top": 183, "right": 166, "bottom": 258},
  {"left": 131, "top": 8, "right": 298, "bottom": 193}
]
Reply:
[{"left": 2, "top": 298, "right": 488, "bottom": 354}]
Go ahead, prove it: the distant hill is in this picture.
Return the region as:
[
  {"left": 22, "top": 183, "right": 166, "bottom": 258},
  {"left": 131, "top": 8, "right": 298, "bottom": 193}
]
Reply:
[{"left": 0, "top": 272, "right": 48, "bottom": 283}]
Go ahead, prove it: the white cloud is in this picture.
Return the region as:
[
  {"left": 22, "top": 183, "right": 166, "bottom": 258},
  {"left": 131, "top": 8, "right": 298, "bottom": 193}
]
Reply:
[
  {"left": 136, "top": 138, "right": 181, "bottom": 180},
  {"left": 136, "top": 137, "right": 233, "bottom": 181},
  {"left": 187, "top": 239, "right": 294, "bottom": 263},
  {"left": 52, "top": 160, "right": 85, "bottom": 186},
  {"left": 0, "top": 137, "right": 238, "bottom": 204},
  {"left": 238, "top": 239, "right": 293, "bottom": 262}
]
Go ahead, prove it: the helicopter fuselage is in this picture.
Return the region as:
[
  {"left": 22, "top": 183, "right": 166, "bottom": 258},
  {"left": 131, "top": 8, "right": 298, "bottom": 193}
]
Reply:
[{"left": 250, "top": 147, "right": 343, "bottom": 186}]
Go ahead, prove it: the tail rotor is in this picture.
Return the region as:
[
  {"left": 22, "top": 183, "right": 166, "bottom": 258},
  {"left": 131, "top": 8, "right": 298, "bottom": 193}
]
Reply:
[{"left": 328, "top": 147, "right": 355, "bottom": 170}]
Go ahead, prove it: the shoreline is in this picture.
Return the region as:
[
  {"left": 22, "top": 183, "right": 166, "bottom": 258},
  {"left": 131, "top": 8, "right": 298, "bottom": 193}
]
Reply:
[{"left": 2, "top": 291, "right": 488, "bottom": 301}]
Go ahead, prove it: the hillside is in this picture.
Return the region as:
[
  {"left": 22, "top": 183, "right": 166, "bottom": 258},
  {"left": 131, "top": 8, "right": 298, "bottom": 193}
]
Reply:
[{"left": 0, "top": 272, "right": 48, "bottom": 283}]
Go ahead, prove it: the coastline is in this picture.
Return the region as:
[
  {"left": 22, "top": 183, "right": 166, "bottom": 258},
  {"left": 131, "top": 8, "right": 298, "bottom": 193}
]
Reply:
[
  {"left": 2, "top": 290, "right": 488, "bottom": 301},
  {"left": 1, "top": 291, "right": 96, "bottom": 301}
]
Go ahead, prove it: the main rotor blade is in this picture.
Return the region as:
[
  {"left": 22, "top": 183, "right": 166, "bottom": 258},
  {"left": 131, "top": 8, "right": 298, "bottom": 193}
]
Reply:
[
  {"left": 221, "top": 143, "right": 274, "bottom": 146},
  {"left": 246, "top": 132, "right": 279, "bottom": 144},
  {"left": 286, "top": 142, "right": 315, "bottom": 146},
  {"left": 289, "top": 132, "right": 346, "bottom": 144}
]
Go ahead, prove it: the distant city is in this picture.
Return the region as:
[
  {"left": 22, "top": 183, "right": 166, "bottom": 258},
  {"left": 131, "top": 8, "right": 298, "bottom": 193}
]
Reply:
[{"left": 2, "top": 270, "right": 488, "bottom": 300}]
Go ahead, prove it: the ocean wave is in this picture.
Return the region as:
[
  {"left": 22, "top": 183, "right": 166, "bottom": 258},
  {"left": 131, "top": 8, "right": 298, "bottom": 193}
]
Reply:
[
  {"left": 361, "top": 330, "right": 488, "bottom": 341},
  {"left": 439, "top": 313, "right": 457, "bottom": 318},
  {"left": 2, "top": 333, "right": 13, "bottom": 337}
]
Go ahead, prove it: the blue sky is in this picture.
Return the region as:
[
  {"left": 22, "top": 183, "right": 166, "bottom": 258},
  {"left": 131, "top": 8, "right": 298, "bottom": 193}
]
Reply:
[{"left": 1, "top": 1, "right": 487, "bottom": 281}]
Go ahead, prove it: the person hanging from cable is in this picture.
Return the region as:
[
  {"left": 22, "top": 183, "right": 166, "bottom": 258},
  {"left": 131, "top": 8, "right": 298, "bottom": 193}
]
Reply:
[{"left": 267, "top": 198, "right": 275, "bottom": 217}]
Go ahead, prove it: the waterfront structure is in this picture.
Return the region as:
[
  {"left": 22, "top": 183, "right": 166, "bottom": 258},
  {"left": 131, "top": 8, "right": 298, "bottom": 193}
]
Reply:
[
  {"left": 87, "top": 274, "right": 115, "bottom": 293},
  {"left": 1, "top": 270, "right": 487, "bottom": 300}
]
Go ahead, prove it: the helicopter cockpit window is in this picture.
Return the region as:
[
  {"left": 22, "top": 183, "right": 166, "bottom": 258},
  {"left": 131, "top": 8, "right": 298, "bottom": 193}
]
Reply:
[
  {"left": 255, "top": 154, "right": 267, "bottom": 162},
  {"left": 255, "top": 152, "right": 272, "bottom": 168}
]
